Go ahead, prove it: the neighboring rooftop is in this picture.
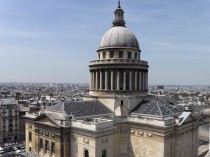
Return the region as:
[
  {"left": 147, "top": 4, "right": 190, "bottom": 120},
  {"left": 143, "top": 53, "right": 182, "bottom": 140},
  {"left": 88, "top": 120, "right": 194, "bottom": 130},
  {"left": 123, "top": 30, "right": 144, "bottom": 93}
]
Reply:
[{"left": 0, "top": 98, "right": 16, "bottom": 105}]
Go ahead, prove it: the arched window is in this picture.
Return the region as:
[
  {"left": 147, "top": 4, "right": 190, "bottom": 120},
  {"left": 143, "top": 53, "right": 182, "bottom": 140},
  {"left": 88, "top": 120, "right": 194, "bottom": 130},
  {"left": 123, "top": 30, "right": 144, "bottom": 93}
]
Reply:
[
  {"left": 84, "top": 149, "right": 89, "bottom": 157},
  {"left": 102, "top": 150, "right": 106, "bottom": 157}
]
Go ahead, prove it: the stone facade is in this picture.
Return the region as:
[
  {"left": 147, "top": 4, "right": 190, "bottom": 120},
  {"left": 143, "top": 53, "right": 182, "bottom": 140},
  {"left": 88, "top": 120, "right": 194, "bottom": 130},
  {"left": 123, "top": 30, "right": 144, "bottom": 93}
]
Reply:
[
  {"left": 25, "top": 115, "right": 71, "bottom": 157},
  {"left": 24, "top": 1, "right": 199, "bottom": 157},
  {"left": 0, "top": 98, "right": 20, "bottom": 143},
  {"left": 25, "top": 111, "right": 198, "bottom": 157}
]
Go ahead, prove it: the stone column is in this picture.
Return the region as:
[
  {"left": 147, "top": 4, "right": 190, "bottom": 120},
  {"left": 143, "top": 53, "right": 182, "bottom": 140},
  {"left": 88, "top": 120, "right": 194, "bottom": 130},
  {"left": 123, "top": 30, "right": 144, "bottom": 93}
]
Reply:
[
  {"left": 90, "top": 71, "right": 92, "bottom": 90},
  {"left": 139, "top": 71, "right": 142, "bottom": 90},
  {"left": 100, "top": 70, "right": 103, "bottom": 90},
  {"left": 111, "top": 70, "right": 114, "bottom": 90},
  {"left": 105, "top": 70, "right": 108, "bottom": 90},
  {"left": 135, "top": 71, "right": 137, "bottom": 90},
  {"left": 117, "top": 70, "right": 120, "bottom": 90},
  {"left": 92, "top": 70, "right": 95, "bottom": 90},
  {"left": 123, "top": 71, "right": 126, "bottom": 90},
  {"left": 95, "top": 70, "right": 98, "bottom": 90},
  {"left": 129, "top": 71, "right": 132, "bottom": 90},
  {"left": 201, "top": 109, "right": 210, "bottom": 157},
  {"left": 142, "top": 72, "right": 145, "bottom": 90},
  {"left": 91, "top": 71, "right": 94, "bottom": 90},
  {"left": 145, "top": 72, "right": 148, "bottom": 90}
]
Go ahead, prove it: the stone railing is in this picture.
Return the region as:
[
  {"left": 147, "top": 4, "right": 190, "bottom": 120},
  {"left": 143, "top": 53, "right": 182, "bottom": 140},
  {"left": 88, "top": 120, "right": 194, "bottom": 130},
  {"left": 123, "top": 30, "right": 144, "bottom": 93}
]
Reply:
[
  {"left": 89, "top": 59, "right": 148, "bottom": 66},
  {"left": 71, "top": 118, "right": 114, "bottom": 130}
]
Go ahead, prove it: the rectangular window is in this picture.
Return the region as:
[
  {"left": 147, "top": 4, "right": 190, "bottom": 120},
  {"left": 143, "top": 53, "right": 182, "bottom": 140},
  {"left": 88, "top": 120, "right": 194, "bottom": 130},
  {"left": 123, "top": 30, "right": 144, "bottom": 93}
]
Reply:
[
  {"left": 51, "top": 142, "right": 55, "bottom": 154},
  {"left": 110, "top": 51, "right": 114, "bottom": 58},
  {"left": 29, "top": 132, "right": 32, "bottom": 141},
  {"left": 103, "top": 52, "right": 106, "bottom": 59},
  {"left": 119, "top": 51, "right": 123, "bottom": 58},
  {"left": 128, "top": 52, "right": 131, "bottom": 59},
  {"left": 45, "top": 140, "right": 49, "bottom": 152},
  {"left": 9, "top": 109, "right": 12, "bottom": 116},
  {"left": 39, "top": 138, "right": 43, "bottom": 149},
  {"left": 135, "top": 53, "right": 137, "bottom": 59}
]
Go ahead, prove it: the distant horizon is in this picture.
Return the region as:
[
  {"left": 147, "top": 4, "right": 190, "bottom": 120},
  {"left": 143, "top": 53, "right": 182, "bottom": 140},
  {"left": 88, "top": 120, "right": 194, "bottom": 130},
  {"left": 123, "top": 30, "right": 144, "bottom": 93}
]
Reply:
[
  {"left": 0, "top": 0, "right": 209, "bottom": 84},
  {"left": 0, "top": 82, "right": 209, "bottom": 87}
]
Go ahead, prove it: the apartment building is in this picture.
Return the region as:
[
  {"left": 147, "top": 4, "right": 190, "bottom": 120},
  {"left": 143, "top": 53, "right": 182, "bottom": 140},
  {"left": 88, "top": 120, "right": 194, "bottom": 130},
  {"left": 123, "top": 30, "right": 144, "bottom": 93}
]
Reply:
[{"left": 0, "top": 98, "right": 20, "bottom": 143}]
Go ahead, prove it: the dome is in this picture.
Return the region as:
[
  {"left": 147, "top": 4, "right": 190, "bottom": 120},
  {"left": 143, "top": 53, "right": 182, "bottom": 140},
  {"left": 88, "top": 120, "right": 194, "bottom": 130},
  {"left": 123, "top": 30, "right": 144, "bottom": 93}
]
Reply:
[{"left": 98, "top": 26, "right": 140, "bottom": 51}]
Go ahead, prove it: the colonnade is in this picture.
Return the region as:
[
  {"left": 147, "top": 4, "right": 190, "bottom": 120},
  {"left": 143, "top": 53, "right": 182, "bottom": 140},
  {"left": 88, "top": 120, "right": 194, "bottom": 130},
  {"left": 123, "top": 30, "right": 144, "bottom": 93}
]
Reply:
[{"left": 90, "top": 69, "right": 148, "bottom": 91}]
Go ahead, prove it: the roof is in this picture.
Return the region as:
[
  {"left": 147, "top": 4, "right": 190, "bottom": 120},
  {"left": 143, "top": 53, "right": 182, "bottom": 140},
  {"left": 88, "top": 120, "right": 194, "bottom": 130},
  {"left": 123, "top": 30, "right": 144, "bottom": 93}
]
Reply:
[
  {"left": 98, "top": 26, "right": 140, "bottom": 50},
  {"left": 48, "top": 101, "right": 113, "bottom": 118},
  {"left": 19, "top": 151, "right": 43, "bottom": 157},
  {"left": 0, "top": 98, "right": 16, "bottom": 105},
  {"left": 131, "top": 95, "right": 182, "bottom": 117}
]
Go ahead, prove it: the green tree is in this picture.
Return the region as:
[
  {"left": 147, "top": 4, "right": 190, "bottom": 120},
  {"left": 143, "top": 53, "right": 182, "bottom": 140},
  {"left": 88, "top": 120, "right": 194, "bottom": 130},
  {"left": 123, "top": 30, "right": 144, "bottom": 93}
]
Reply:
[{"left": 15, "top": 92, "right": 21, "bottom": 100}]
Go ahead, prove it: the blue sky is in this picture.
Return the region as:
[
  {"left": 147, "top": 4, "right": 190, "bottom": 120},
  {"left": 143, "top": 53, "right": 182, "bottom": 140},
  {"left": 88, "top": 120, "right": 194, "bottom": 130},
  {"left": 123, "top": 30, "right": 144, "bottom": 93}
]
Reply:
[{"left": 0, "top": 0, "right": 209, "bottom": 85}]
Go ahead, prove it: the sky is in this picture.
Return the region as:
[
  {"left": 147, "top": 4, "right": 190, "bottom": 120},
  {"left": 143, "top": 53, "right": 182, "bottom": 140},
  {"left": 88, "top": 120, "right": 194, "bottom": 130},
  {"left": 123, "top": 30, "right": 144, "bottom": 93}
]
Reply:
[{"left": 0, "top": 0, "right": 210, "bottom": 85}]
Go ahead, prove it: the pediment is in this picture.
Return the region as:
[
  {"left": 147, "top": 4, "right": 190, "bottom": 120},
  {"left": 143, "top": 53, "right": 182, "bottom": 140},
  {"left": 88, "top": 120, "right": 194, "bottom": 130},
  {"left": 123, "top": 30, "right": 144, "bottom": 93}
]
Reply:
[{"left": 35, "top": 114, "right": 59, "bottom": 127}]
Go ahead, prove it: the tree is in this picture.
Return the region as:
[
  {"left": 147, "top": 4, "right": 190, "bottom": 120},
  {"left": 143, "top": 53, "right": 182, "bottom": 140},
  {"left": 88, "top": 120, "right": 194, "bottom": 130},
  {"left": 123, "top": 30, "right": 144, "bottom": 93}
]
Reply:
[{"left": 15, "top": 92, "right": 21, "bottom": 100}]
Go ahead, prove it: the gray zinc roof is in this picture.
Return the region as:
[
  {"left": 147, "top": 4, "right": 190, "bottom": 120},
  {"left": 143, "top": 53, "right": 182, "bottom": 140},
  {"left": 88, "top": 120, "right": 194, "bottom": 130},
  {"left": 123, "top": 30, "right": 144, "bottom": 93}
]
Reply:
[
  {"left": 99, "top": 26, "right": 140, "bottom": 50},
  {"left": 48, "top": 101, "right": 113, "bottom": 118},
  {"left": 131, "top": 95, "right": 182, "bottom": 117}
]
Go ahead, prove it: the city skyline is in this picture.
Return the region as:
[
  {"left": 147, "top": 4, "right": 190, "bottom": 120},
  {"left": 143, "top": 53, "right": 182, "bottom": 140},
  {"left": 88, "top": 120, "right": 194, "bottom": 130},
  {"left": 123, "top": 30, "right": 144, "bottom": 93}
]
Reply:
[{"left": 0, "top": 0, "right": 209, "bottom": 85}]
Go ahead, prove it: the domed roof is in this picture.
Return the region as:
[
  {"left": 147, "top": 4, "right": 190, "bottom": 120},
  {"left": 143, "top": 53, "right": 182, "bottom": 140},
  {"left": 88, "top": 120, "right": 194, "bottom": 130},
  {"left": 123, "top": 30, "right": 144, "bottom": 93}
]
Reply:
[{"left": 98, "top": 26, "right": 140, "bottom": 50}]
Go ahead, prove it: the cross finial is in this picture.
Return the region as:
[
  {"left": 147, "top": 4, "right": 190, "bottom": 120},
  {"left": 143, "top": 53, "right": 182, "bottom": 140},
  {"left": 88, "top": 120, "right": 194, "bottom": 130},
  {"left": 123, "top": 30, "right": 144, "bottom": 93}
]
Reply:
[{"left": 118, "top": 0, "right": 121, "bottom": 8}]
